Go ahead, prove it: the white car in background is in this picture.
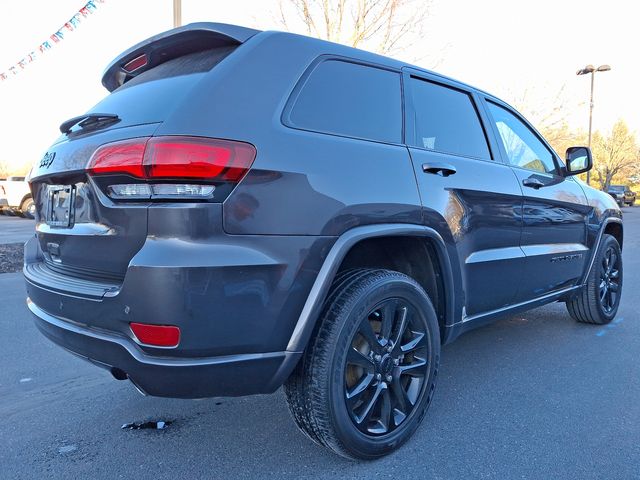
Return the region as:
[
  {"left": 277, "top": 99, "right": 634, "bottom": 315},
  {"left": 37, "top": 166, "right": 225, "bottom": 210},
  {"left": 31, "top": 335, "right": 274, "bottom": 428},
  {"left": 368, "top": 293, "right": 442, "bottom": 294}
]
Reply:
[{"left": 0, "top": 177, "right": 35, "bottom": 218}]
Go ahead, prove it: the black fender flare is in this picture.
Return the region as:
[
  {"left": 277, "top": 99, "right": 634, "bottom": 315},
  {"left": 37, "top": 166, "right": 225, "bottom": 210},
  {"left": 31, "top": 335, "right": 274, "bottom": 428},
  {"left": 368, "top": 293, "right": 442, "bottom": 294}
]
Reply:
[
  {"left": 285, "top": 223, "right": 456, "bottom": 353},
  {"left": 581, "top": 215, "right": 623, "bottom": 286}
]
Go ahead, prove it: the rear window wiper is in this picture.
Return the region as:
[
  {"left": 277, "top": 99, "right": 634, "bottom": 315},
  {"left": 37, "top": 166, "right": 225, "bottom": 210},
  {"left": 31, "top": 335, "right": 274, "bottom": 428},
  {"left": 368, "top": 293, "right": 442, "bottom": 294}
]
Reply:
[{"left": 60, "top": 113, "right": 120, "bottom": 134}]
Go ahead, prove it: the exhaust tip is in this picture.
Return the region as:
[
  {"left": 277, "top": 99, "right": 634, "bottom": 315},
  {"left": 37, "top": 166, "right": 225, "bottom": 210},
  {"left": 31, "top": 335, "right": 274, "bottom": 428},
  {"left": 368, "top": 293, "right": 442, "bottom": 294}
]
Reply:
[
  {"left": 110, "top": 367, "right": 128, "bottom": 381},
  {"left": 129, "top": 379, "right": 149, "bottom": 397}
]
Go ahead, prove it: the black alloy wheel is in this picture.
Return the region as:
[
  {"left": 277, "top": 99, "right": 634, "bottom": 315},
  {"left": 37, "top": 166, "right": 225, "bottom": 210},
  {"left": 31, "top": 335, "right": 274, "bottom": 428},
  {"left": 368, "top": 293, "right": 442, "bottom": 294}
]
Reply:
[
  {"left": 345, "top": 298, "right": 429, "bottom": 436},
  {"left": 599, "top": 245, "right": 621, "bottom": 314}
]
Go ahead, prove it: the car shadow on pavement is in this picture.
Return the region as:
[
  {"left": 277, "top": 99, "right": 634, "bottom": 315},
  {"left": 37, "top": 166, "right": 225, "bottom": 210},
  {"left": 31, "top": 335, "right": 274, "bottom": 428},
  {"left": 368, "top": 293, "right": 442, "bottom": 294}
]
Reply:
[
  {"left": 4, "top": 258, "right": 635, "bottom": 479},
  {"left": 23, "top": 299, "right": 633, "bottom": 479}
]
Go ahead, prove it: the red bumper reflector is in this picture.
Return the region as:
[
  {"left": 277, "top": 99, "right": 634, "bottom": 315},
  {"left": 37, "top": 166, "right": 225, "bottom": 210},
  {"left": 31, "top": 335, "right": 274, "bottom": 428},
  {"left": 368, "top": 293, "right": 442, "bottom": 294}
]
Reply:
[{"left": 130, "top": 323, "right": 180, "bottom": 347}]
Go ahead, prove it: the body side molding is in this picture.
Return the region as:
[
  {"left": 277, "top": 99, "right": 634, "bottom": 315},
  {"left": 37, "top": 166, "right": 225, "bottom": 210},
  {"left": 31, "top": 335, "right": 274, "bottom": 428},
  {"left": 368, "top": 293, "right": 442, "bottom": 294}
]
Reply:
[
  {"left": 286, "top": 224, "right": 456, "bottom": 352},
  {"left": 465, "top": 246, "right": 524, "bottom": 264},
  {"left": 521, "top": 243, "right": 588, "bottom": 257},
  {"left": 465, "top": 243, "right": 589, "bottom": 265}
]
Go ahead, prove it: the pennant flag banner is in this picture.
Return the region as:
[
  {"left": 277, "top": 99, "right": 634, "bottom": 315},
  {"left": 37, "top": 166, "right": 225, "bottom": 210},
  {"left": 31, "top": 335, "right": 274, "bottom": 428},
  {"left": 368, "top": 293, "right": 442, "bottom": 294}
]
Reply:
[{"left": 0, "top": 0, "right": 106, "bottom": 82}]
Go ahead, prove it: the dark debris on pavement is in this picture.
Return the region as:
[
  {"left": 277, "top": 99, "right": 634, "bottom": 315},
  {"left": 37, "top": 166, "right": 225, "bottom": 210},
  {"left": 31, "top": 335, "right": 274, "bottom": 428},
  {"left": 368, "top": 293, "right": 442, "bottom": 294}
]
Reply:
[{"left": 0, "top": 243, "right": 23, "bottom": 273}]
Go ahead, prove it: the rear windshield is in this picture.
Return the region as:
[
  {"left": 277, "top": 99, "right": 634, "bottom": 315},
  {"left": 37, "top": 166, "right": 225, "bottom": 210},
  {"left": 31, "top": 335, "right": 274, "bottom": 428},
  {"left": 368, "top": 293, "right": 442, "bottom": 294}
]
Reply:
[{"left": 87, "top": 46, "right": 236, "bottom": 128}]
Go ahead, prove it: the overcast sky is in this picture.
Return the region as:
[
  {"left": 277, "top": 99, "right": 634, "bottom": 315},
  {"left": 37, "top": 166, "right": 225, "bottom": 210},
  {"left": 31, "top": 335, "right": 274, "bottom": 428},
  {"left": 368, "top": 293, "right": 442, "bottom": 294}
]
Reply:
[{"left": 0, "top": 0, "right": 636, "bottom": 172}]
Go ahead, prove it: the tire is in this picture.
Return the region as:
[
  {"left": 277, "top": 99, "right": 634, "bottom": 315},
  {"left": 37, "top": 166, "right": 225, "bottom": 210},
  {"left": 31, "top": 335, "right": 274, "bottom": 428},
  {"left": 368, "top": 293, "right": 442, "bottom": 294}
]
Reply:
[
  {"left": 284, "top": 268, "right": 440, "bottom": 460},
  {"left": 20, "top": 197, "right": 35, "bottom": 219},
  {"left": 566, "top": 234, "right": 622, "bottom": 324}
]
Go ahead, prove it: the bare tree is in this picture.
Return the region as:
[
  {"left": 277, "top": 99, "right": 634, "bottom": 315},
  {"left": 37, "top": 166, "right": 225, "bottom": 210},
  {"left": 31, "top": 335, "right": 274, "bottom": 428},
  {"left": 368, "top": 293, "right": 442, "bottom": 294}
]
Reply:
[
  {"left": 628, "top": 151, "right": 640, "bottom": 185},
  {"left": 0, "top": 161, "right": 10, "bottom": 179},
  {"left": 510, "top": 86, "right": 570, "bottom": 131},
  {"left": 591, "top": 119, "right": 639, "bottom": 191},
  {"left": 277, "top": 0, "right": 430, "bottom": 55},
  {"left": 511, "top": 89, "right": 640, "bottom": 188},
  {"left": 509, "top": 86, "right": 591, "bottom": 162},
  {"left": 0, "top": 159, "right": 31, "bottom": 178},
  {"left": 509, "top": 86, "right": 585, "bottom": 148}
]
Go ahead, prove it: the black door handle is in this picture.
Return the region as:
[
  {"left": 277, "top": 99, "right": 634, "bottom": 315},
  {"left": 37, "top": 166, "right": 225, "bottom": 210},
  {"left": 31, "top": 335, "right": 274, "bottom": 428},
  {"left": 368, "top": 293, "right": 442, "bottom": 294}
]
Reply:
[
  {"left": 522, "top": 177, "right": 545, "bottom": 189},
  {"left": 422, "top": 162, "right": 457, "bottom": 177}
]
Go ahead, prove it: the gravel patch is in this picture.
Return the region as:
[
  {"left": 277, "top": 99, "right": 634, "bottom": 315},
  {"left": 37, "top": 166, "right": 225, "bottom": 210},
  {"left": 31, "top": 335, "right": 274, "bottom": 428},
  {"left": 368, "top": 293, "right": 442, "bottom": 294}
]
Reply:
[{"left": 0, "top": 243, "right": 23, "bottom": 273}]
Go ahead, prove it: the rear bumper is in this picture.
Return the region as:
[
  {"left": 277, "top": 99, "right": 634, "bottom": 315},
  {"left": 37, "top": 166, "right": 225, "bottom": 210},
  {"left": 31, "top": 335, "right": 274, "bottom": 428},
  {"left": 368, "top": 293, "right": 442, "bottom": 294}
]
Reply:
[
  {"left": 24, "top": 230, "right": 334, "bottom": 398},
  {"left": 28, "top": 299, "right": 301, "bottom": 398}
]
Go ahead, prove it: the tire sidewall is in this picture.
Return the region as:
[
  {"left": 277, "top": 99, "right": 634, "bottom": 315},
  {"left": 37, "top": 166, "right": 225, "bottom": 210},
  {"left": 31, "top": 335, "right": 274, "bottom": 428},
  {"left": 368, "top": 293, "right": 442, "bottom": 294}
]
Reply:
[
  {"left": 326, "top": 275, "right": 440, "bottom": 459},
  {"left": 21, "top": 198, "right": 35, "bottom": 219}
]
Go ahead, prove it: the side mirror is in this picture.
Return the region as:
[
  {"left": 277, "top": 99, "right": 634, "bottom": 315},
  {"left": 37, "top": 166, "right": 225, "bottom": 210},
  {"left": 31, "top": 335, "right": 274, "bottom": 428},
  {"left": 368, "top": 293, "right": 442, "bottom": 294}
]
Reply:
[{"left": 564, "top": 146, "right": 592, "bottom": 176}]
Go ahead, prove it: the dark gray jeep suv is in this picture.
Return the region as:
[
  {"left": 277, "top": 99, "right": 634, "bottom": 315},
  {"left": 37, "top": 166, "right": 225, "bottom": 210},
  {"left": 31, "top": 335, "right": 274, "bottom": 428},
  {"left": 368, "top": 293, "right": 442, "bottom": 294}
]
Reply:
[{"left": 25, "top": 23, "right": 623, "bottom": 459}]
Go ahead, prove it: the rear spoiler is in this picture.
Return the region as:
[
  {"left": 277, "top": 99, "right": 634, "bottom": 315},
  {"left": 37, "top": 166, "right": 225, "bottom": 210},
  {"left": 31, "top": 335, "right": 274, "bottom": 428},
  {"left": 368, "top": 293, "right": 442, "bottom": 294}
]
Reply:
[{"left": 101, "top": 22, "right": 260, "bottom": 92}]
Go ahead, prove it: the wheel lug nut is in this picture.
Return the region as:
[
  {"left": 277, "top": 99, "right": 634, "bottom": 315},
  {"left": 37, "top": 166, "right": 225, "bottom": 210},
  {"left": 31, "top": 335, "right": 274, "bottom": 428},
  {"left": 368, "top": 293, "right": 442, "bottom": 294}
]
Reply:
[
  {"left": 374, "top": 354, "right": 382, "bottom": 362},
  {"left": 393, "top": 358, "right": 399, "bottom": 365},
  {"left": 376, "top": 373, "right": 382, "bottom": 381},
  {"left": 386, "top": 375, "right": 393, "bottom": 382}
]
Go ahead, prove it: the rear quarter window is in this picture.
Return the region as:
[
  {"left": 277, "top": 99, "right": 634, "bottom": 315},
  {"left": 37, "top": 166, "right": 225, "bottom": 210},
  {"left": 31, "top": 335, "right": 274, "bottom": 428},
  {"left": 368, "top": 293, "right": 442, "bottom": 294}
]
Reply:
[{"left": 285, "top": 59, "right": 402, "bottom": 144}]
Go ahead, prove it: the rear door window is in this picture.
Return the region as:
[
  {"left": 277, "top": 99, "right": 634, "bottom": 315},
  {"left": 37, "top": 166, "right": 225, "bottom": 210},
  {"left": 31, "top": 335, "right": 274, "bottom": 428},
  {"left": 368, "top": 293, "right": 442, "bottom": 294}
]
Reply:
[
  {"left": 286, "top": 60, "right": 402, "bottom": 143},
  {"left": 408, "top": 77, "right": 491, "bottom": 160}
]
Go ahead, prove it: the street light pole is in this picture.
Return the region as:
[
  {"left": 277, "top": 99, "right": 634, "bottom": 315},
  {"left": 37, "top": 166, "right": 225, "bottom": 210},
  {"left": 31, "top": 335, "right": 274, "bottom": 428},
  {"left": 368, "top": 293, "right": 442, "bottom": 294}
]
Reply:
[
  {"left": 173, "top": 0, "right": 182, "bottom": 28},
  {"left": 587, "top": 70, "right": 594, "bottom": 154},
  {"left": 577, "top": 64, "right": 611, "bottom": 185}
]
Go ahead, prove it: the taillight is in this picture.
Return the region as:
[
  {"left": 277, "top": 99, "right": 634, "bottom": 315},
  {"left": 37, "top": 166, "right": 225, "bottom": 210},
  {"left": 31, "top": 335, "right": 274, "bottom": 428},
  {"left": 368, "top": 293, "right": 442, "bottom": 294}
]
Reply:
[
  {"left": 88, "top": 138, "right": 147, "bottom": 177},
  {"left": 87, "top": 136, "right": 256, "bottom": 201}
]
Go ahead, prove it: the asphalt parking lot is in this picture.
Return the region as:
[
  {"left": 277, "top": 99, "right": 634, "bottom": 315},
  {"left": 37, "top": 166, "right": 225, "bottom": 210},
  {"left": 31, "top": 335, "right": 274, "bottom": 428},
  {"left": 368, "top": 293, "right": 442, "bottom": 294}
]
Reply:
[
  {"left": 1, "top": 209, "right": 638, "bottom": 479},
  {"left": 0, "top": 215, "right": 36, "bottom": 244}
]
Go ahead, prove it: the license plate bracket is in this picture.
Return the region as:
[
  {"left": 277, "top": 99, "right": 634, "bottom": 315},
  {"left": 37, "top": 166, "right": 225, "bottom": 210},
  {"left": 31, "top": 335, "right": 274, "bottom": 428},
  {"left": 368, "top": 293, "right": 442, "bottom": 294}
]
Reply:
[{"left": 46, "top": 185, "right": 75, "bottom": 228}]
